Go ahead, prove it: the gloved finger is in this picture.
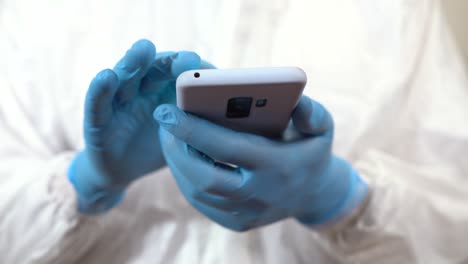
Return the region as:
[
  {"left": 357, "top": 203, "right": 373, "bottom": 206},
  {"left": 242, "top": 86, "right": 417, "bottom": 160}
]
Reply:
[
  {"left": 155, "top": 104, "right": 271, "bottom": 169},
  {"left": 167, "top": 152, "right": 257, "bottom": 232},
  {"left": 171, "top": 51, "right": 202, "bottom": 76},
  {"left": 141, "top": 80, "right": 178, "bottom": 107},
  {"left": 172, "top": 169, "right": 252, "bottom": 232},
  {"left": 113, "top": 39, "right": 156, "bottom": 104},
  {"left": 145, "top": 51, "right": 178, "bottom": 82},
  {"left": 190, "top": 186, "right": 268, "bottom": 217},
  {"left": 84, "top": 69, "right": 119, "bottom": 127},
  {"left": 200, "top": 60, "right": 217, "bottom": 69},
  {"left": 140, "top": 51, "right": 201, "bottom": 93},
  {"left": 291, "top": 96, "right": 334, "bottom": 137},
  {"left": 160, "top": 128, "right": 251, "bottom": 199},
  {"left": 183, "top": 179, "right": 275, "bottom": 231}
]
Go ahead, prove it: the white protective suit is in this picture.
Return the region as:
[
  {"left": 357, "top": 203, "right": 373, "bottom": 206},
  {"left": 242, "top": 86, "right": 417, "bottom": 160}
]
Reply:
[{"left": 1, "top": 0, "right": 468, "bottom": 263}]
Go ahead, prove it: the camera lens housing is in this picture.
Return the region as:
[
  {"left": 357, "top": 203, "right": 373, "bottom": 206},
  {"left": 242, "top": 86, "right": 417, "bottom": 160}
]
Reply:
[{"left": 226, "top": 97, "right": 253, "bottom": 118}]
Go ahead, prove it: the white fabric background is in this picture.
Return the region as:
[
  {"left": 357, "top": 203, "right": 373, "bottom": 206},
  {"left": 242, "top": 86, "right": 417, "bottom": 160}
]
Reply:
[{"left": 0, "top": 0, "right": 468, "bottom": 263}]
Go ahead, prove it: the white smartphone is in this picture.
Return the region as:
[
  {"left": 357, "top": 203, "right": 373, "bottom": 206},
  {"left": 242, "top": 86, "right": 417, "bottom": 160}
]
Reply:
[{"left": 176, "top": 67, "right": 307, "bottom": 137}]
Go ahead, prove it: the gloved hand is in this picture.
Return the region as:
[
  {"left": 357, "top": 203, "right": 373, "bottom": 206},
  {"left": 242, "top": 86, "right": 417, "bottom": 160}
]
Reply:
[
  {"left": 68, "top": 39, "right": 209, "bottom": 214},
  {"left": 154, "top": 96, "right": 368, "bottom": 231}
]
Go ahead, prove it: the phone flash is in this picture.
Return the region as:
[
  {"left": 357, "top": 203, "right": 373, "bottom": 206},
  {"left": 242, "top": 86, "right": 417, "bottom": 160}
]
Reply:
[{"left": 255, "top": 99, "right": 267, "bottom": 107}]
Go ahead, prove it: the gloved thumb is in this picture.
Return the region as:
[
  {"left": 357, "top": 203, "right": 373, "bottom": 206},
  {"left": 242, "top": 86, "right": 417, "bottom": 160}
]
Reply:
[
  {"left": 154, "top": 104, "right": 264, "bottom": 169},
  {"left": 291, "top": 96, "right": 334, "bottom": 137}
]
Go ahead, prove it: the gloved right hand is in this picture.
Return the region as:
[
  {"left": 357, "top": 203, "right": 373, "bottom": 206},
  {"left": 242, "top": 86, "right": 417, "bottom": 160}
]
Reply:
[
  {"left": 155, "top": 96, "right": 368, "bottom": 230},
  {"left": 68, "top": 39, "right": 207, "bottom": 214}
]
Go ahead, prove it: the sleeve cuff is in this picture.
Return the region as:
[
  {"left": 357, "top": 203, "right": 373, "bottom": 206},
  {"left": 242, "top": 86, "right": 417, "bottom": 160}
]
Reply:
[{"left": 33, "top": 152, "right": 106, "bottom": 263}]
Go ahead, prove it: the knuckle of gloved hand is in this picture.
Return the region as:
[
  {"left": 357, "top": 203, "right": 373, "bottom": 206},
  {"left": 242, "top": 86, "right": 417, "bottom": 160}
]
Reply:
[
  {"left": 317, "top": 136, "right": 333, "bottom": 149},
  {"left": 262, "top": 157, "right": 289, "bottom": 181},
  {"left": 189, "top": 186, "right": 206, "bottom": 201},
  {"left": 183, "top": 188, "right": 202, "bottom": 207},
  {"left": 198, "top": 175, "right": 217, "bottom": 194},
  {"left": 231, "top": 181, "right": 255, "bottom": 201}
]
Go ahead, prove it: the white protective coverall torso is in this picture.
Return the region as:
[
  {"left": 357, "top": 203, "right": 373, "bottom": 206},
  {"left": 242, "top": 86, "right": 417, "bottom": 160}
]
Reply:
[{"left": 1, "top": 0, "right": 468, "bottom": 263}]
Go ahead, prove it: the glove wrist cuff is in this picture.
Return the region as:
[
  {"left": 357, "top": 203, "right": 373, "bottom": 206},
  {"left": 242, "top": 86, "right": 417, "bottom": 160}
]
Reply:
[
  {"left": 296, "top": 157, "right": 368, "bottom": 226},
  {"left": 68, "top": 151, "right": 126, "bottom": 214}
]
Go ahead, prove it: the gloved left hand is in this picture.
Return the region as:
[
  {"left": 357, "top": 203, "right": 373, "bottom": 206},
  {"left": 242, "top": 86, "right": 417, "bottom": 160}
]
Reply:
[
  {"left": 68, "top": 39, "right": 209, "bottom": 214},
  {"left": 154, "top": 96, "right": 368, "bottom": 231}
]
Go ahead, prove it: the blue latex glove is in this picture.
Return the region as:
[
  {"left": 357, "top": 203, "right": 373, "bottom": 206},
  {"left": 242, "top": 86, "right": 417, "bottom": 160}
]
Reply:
[
  {"left": 68, "top": 39, "right": 209, "bottom": 214},
  {"left": 154, "top": 96, "right": 368, "bottom": 231}
]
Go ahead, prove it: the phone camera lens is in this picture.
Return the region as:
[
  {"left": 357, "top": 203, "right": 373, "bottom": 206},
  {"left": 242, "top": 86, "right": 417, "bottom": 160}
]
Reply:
[
  {"left": 226, "top": 97, "right": 253, "bottom": 118},
  {"left": 194, "top": 72, "right": 200, "bottom": 78}
]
